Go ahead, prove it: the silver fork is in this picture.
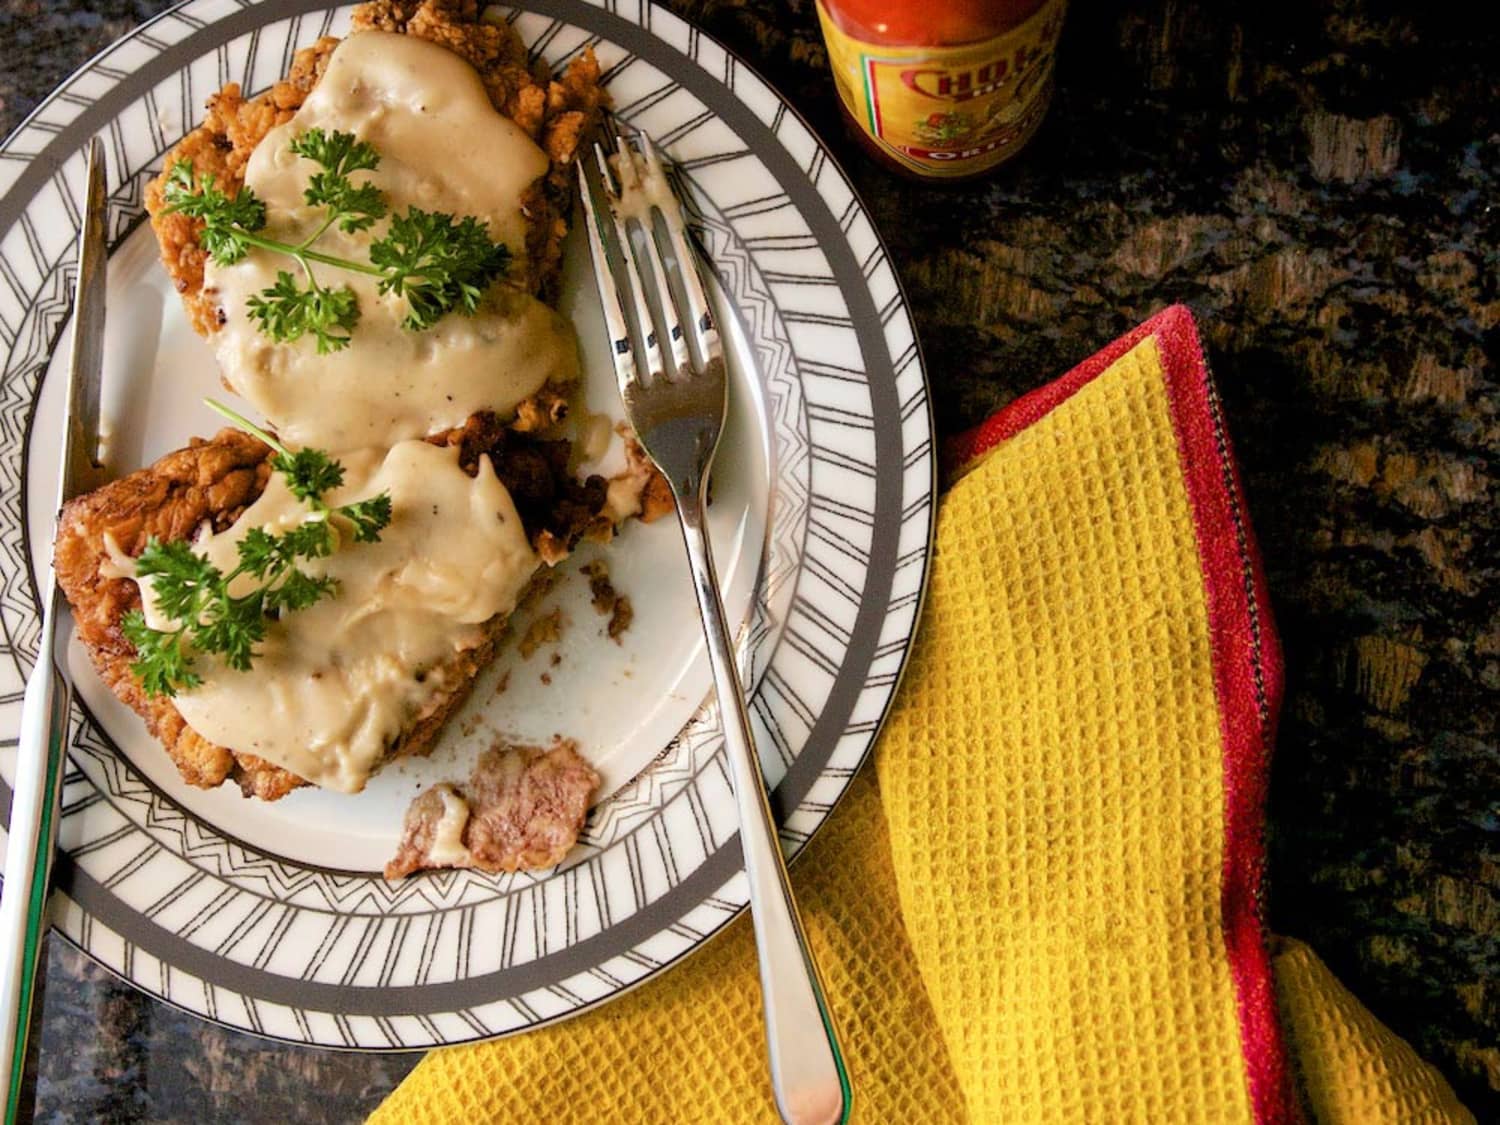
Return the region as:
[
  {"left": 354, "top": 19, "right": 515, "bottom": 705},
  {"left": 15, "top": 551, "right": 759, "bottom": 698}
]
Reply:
[{"left": 579, "top": 131, "right": 850, "bottom": 1125}]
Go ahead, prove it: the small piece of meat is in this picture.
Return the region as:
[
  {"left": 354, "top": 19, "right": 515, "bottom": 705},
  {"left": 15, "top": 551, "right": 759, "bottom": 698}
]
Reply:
[
  {"left": 465, "top": 742, "right": 597, "bottom": 870},
  {"left": 432, "top": 411, "right": 607, "bottom": 548},
  {"left": 384, "top": 739, "right": 599, "bottom": 879},
  {"left": 641, "top": 473, "right": 674, "bottom": 522},
  {"left": 384, "top": 786, "right": 463, "bottom": 881},
  {"left": 56, "top": 417, "right": 607, "bottom": 800},
  {"left": 510, "top": 385, "right": 570, "bottom": 433}
]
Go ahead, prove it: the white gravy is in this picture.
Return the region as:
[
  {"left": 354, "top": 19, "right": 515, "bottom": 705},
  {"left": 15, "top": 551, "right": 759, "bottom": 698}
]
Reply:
[
  {"left": 140, "top": 441, "right": 538, "bottom": 793},
  {"left": 426, "top": 785, "right": 473, "bottom": 866},
  {"left": 205, "top": 30, "right": 575, "bottom": 450}
]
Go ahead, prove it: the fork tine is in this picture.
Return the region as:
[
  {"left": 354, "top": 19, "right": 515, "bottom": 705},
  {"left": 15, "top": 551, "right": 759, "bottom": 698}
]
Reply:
[
  {"left": 639, "top": 131, "right": 721, "bottom": 367},
  {"left": 617, "top": 134, "right": 691, "bottom": 380},
  {"left": 576, "top": 160, "right": 644, "bottom": 396},
  {"left": 594, "top": 142, "right": 664, "bottom": 386}
]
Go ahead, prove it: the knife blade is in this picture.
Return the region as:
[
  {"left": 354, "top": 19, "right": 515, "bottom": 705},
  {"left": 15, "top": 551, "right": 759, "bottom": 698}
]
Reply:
[
  {"left": 0, "top": 135, "right": 108, "bottom": 1125},
  {"left": 60, "top": 138, "right": 108, "bottom": 504}
]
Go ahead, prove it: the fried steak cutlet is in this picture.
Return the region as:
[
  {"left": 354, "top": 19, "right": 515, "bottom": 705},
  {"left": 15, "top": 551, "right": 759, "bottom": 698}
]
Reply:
[
  {"left": 56, "top": 417, "right": 609, "bottom": 801},
  {"left": 145, "top": 0, "right": 606, "bottom": 335}
]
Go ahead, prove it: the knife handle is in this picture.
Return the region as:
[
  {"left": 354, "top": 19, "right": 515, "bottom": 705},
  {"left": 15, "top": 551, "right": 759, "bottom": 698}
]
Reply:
[{"left": 0, "top": 587, "right": 71, "bottom": 1125}]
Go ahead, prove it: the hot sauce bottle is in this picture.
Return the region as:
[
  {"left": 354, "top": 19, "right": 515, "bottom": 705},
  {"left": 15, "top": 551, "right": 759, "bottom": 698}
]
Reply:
[{"left": 815, "top": 0, "right": 1068, "bottom": 180}]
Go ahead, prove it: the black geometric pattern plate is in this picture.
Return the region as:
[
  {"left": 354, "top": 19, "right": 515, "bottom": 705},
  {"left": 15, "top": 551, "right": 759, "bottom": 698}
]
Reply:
[{"left": 0, "top": 0, "right": 933, "bottom": 1048}]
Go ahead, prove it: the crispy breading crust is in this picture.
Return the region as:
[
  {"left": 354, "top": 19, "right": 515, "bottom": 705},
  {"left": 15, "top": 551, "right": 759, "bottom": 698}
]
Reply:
[
  {"left": 55, "top": 422, "right": 607, "bottom": 800},
  {"left": 144, "top": 0, "right": 607, "bottom": 335}
]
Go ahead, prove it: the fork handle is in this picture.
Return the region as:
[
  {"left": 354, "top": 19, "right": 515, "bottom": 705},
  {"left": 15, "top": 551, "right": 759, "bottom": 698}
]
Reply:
[{"left": 675, "top": 490, "right": 850, "bottom": 1125}]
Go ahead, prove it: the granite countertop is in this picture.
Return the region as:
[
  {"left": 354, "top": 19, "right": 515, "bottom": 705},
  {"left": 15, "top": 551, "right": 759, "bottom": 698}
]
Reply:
[{"left": 1, "top": 0, "right": 1496, "bottom": 1119}]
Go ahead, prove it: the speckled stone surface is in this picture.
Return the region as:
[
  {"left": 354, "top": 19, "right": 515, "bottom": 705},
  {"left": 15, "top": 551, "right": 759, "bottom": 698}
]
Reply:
[{"left": 1, "top": 0, "right": 1496, "bottom": 1119}]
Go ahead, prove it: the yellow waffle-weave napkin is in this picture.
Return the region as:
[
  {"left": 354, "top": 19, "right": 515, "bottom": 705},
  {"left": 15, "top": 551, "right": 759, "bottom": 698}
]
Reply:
[{"left": 371, "top": 307, "right": 1472, "bottom": 1124}]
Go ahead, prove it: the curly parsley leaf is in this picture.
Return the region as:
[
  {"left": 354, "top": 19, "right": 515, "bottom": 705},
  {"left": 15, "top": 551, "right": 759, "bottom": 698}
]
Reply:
[
  {"left": 370, "top": 208, "right": 512, "bottom": 330},
  {"left": 264, "top": 568, "right": 340, "bottom": 613},
  {"left": 246, "top": 271, "right": 361, "bottom": 354},
  {"left": 290, "top": 128, "right": 381, "bottom": 179},
  {"left": 194, "top": 594, "right": 266, "bottom": 673},
  {"left": 293, "top": 129, "right": 387, "bottom": 234},
  {"left": 337, "top": 494, "right": 394, "bottom": 544},
  {"left": 132, "top": 538, "right": 223, "bottom": 623},
  {"left": 272, "top": 447, "right": 347, "bottom": 503},
  {"left": 234, "top": 527, "right": 282, "bottom": 580},
  {"left": 281, "top": 518, "right": 339, "bottom": 560},
  {"left": 123, "top": 607, "right": 202, "bottom": 698},
  {"left": 161, "top": 161, "right": 267, "bottom": 266}
]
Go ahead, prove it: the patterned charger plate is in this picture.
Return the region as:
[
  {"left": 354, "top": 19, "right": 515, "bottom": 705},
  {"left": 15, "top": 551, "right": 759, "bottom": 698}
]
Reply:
[{"left": 0, "top": 0, "right": 933, "bottom": 1048}]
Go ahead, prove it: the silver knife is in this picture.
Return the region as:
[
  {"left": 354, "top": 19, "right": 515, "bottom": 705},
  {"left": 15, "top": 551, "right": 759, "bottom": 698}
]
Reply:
[{"left": 0, "top": 136, "right": 107, "bottom": 1124}]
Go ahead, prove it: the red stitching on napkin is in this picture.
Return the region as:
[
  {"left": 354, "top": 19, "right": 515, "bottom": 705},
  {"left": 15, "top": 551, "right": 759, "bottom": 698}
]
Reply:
[{"left": 1153, "top": 306, "right": 1295, "bottom": 1125}]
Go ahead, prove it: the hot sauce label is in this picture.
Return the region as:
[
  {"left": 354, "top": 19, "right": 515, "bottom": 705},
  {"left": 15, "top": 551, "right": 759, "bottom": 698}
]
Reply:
[{"left": 816, "top": 0, "right": 1067, "bottom": 177}]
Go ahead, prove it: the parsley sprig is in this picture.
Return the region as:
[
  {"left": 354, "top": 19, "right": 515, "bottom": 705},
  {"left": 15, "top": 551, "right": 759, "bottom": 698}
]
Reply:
[
  {"left": 120, "top": 400, "right": 393, "bottom": 698},
  {"left": 162, "top": 128, "right": 512, "bottom": 352},
  {"left": 371, "top": 209, "right": 513, "bottom": 331}
]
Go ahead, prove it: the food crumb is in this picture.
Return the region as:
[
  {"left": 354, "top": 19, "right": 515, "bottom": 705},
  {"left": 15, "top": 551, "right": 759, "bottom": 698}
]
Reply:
[
  {"left": 519, "top": 608, "right": 563, "bottom": 659},
  {"left": 582, "top": 560, "right": 633, "bottom": 642},
  {"left": 540, "top": 671, "right": 552, "bottom": 685},
  {"left": 581, "top": 560, "right": 617, "bottom": 616},
  {"left": 531, "top": 566, "right": 564, "bottom": 600},
  {"left": 494, "top": 670, "right": 511, "bottom": 696},
  {"left": 550, "top": 651, "right": 562, "bottom": 667},
  {"left": 608, "top": 595, "right": 633, "bottom": 643}
]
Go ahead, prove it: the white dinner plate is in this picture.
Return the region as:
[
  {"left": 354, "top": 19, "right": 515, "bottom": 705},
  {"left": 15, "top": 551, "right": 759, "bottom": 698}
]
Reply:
[{"left": 0, "top": 0, "right": 934, "bottom": 1048}]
